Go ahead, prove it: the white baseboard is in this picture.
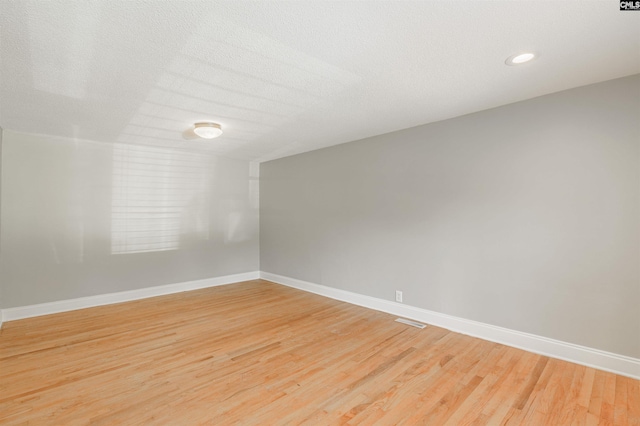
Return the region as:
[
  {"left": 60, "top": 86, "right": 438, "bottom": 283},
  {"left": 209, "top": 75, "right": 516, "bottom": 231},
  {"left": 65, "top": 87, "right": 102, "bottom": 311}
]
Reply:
[
  {"left": 260, "top": 271, "right": 640, "bottom": 380},
  {"left": 0, "top": 271, "right": 260, "bottom": 323},
  {"left": 2, "top": 270, "right": 637, "bottom": 379}
]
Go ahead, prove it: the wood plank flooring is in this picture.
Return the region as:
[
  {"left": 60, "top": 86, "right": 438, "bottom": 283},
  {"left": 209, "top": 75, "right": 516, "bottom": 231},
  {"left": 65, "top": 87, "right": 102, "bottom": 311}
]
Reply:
[{"left": 1, "top": 279, "right": 638, "bottom": 425}]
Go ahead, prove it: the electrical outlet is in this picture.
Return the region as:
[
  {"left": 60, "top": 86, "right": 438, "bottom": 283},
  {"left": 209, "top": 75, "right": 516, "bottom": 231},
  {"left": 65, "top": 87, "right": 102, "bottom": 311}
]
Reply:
[{"left": 395, "top": 290, "right": 403, "bottom": 303}]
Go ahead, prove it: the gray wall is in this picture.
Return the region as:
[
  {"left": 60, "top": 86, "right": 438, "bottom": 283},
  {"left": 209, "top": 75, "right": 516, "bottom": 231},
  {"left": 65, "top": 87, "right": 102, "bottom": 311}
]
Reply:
[
  {"left": 0, "top": 127, "right": 3, "bottom": 311},
  {"left": 260, "top": 74, "right": 640, "bottom": 358},
  {"left": 0, "top": 130, "right": 259, "bottom": 308}
]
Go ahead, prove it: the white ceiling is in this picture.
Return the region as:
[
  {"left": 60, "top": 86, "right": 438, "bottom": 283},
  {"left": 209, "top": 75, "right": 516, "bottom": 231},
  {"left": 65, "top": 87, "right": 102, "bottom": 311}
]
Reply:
[{"left": 1, "top": 1, "right": 638, "bottom": 162}]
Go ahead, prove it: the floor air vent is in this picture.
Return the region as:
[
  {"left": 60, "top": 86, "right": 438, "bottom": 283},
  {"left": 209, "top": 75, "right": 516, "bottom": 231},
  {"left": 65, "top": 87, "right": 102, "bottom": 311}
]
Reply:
[{"left": 395, "top": 318, "right": 426, "bottom": 329}]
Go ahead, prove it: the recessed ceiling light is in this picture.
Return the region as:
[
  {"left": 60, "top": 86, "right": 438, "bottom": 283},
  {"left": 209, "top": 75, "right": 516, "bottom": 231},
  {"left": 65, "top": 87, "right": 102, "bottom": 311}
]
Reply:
[
  {"left": 193, "top": 122, "right": 223, "bottom": 139},
  {"left": 505, "top": 52, "right": 536, "bottom": 66}
]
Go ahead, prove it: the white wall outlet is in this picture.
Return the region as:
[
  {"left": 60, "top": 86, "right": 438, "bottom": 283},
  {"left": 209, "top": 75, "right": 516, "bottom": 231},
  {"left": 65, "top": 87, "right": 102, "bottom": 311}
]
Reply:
[{"left": 395, "top": 290, "right": 403, "bottom": 303}]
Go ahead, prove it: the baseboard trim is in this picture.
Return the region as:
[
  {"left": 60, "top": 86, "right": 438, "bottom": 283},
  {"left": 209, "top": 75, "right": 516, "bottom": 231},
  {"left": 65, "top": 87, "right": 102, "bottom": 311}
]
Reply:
[
  {"left": 260, "top": 271, "right": 640, "bottom": 380},
  {"left": 3, "top": 270, "right": 637, "bottom": 379},
  {"left": 0, "top": 271, "right": 261, "bottom": 323}
]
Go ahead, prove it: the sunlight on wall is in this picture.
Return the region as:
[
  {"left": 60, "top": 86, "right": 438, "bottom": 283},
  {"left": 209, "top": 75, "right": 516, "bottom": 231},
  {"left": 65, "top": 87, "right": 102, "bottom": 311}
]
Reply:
[{"left": 111, "top": 144, "right": 211, "bottom": 254}]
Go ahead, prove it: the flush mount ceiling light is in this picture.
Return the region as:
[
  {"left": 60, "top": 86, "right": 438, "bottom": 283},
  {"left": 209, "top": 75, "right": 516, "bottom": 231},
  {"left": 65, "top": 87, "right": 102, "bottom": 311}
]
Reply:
[
  {"left": 505, "top": 52, "right": 536, "bottom": 66},
  {"left": 193, "top": 122, "right": 223, "bottom": 139}
]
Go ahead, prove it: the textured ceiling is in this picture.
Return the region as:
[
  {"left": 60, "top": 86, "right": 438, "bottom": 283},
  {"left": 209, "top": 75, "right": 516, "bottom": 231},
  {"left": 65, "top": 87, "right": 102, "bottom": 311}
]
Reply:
[{"left": 0, "top": 1, "right": 638, "bottom": 162}]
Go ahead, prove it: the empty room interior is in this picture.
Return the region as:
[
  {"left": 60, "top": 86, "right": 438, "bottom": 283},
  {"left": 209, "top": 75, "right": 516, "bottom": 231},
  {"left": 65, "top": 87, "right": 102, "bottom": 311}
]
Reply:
[{"left": 0, "top": 1, "right": 639, "bottom": 424}]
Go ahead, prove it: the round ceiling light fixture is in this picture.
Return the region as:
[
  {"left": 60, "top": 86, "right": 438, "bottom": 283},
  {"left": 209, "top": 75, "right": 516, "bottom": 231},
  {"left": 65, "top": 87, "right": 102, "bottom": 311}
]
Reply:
[
  {"left": 193, "top": 122, "right": 223, "bottom": 139},
  {"left": 505, "top": 52, "right": 536, "bottom": 66}
]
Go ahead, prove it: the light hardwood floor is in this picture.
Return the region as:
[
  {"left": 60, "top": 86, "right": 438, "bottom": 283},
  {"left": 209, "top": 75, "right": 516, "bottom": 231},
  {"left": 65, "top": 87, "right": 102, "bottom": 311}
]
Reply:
[{"left": 1, "top": 280, "right": 638, "bottom": 425}]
